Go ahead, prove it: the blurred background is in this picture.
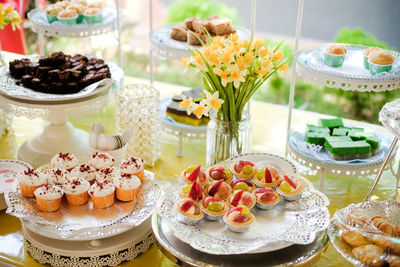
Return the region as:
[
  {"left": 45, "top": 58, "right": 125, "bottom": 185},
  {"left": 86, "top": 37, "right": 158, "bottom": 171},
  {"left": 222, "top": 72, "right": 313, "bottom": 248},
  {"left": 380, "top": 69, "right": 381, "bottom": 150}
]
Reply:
[{"left": 4, "top": 0, "right": 400, "bottom": 124}]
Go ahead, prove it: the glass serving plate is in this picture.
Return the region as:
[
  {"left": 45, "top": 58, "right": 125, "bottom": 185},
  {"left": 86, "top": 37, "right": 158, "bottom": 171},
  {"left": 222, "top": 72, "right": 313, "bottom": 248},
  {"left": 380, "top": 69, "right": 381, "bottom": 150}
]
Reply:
[
  {"left": 5, "top": 170, "right": 162, "bottom": 240},
  {"left": 157, "top": 154, "right": 330, "bottom": 255}
]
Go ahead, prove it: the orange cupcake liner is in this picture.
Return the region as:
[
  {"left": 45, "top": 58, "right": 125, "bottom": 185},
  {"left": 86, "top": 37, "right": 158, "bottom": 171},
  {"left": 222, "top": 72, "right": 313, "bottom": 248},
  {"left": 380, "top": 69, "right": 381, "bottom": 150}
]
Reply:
[
  {"left": 134, "top": 169, "right": 144, "bottom": 182},
  {"left": 116, "top": 187, "right": 138, "bottom": 202},
  {"left": 20, "top": 182, "right": 42, "bottom": 198},
  {"left": 90, "top": 192, "right": 115, "bottom": 209},
  {"left": 66, "top": 191, "right": 89, "bottom": 206},
  {"left": 36, "top": 196, "right": 62, "bottom": 212}
]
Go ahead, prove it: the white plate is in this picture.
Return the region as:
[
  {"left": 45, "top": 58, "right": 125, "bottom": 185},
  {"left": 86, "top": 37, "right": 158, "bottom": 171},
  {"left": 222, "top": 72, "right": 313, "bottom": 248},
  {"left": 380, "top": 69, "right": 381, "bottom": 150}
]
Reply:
[{"left": 0, "top": 159, "right": 32, "bottom": 194}]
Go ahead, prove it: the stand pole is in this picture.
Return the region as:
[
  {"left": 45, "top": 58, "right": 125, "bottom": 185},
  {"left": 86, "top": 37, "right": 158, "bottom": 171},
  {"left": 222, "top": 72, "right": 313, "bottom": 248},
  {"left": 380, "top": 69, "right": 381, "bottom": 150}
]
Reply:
[
  {"left": 115, "top": 0, "right": 122, "bottom": 67},
  {"left": 149, "top": 0, "right": 154, "bottom": 85},
  {"left": 365, "top": 137, "right": 398, "bottom": 201},
  {"left": 250, "top": 0, "right": 256, "bottom": 39},
  {"left": 285, "top": 0, "right": 305, "bottom": 157}
]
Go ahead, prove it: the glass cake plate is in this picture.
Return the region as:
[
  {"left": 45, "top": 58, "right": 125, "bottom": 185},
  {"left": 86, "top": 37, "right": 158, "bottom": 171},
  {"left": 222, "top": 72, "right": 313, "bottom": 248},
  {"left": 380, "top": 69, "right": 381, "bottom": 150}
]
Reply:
[
  {"left": 328, "top": 200, "right": 400, "bottom": 267},
  {"left": 5, "top": 170, "right": 162, "bottom": 240},
  {"left": 157, "top": 153, "right": 330, "bottom": 255}
]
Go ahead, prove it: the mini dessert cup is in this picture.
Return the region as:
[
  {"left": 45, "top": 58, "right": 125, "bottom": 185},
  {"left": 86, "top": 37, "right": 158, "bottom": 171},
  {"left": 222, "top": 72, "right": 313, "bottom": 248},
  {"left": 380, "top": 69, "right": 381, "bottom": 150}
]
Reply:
[
  {"left": 89, "top": 181, "right": 115, "bottom": 208},
  {"left": 91, "top": 144, "right": 127, "bottom": 166},
  {"left": 90, "top": 152, "right": 115, "bottom": 170},
  {"left": 226, "top": 190, "right": 256, "bottom": 210},
  {"left": 64, "top": 177, "right": 90, "bottom": 206},
  {"left": 178, "top": 183, "right": 203, "bottom": 202},
  {"left": 232, "top": 161, "right": 258, "bottom": 179},
  {"left": 18, "top": 168, "right": 46, "bottom": 197},
  {"left": 175, "top": 199, "right": 203, "bottom": 225},
  {"left": 253, "top": 167, "right": 282, "bottom": 189},
  {"left": 119, "top": 156, "right": 145, "bottom": 181},
  {"left": 51, "top": 152, "right": 79, "bottom": 171},
  {"left": 369, "top": 61, "right": 393, "bottom": 76},
  {"left": 204, "top": 180, "right": 232, "bottom": 201},
  {"left": 20, "top": 183, "right": 42, "bottom": 198},
  {"left": 46, "top": 14, "right": 58, "bottom": 23},
  {"left": 57, "top": 14, "right": 79, "bottom": 25},
  {"left": 223, "top": 214, "right": 254, "bottom": 233},
  {"left": 254, "top": 188, "right": 281, "bottom": 210},
  {"left": 96, "top": 167, "right": 116, "bottom": 183},
  {"left": 114, "top": 174, "right": 141, "bottom": 202},
  {"left": 200, "top": 197, "right": 228, "bottom": 221},
  {"left": 276, "top": 176, "right": 305, "bottom": 202},
  {"left": 84, "top": 8, "right": 103, "bottom": 24},
  {"left": 70, "top": 163, "right": 97, "bottom": 185},
  {"left": 34, "top": 184, "right": 64, "bottom": 212},
  {"left": 180, "top": 165, "right": 208, "bottom": 187},
  {"left": 45, "top": 168, "right": 69, "bottom": 185},
  {"left": 323, "top": 53, "right": 345, "bottom": 67},
  {"left": 230, "top": 179, "right": 256, "bottom": 193},
  {"left": 223, "top": 206, "right": 255, "bottom": 233},
  {"left": 363, "top": 55, "right": 369, "bottom": 70},
  {"left": 206, "top": 165, "right": 233, "bottom": 184}
]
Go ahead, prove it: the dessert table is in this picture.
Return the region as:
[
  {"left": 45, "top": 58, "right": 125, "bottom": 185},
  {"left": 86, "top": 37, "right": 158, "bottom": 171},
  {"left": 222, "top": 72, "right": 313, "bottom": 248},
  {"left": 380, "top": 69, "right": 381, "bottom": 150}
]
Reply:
[{"left": 0, "top": 52, "right": 399, "bottom": 266}]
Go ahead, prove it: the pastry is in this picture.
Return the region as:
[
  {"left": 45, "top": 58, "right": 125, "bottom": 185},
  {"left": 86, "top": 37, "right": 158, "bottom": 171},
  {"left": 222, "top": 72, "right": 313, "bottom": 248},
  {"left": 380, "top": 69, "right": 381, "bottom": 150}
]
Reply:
[
  {"left": 324, "top": 44, "right": 346, "bottom": 67},
  {"left": 96, "top": 167, "right": 116, "bottom": 182},
  {"left": 253, "top": 167, "right": 282, "bottom": 188},
  {"left": 207, "top": 165, "right": 233, "bottom": 183},
  {"left": 170, "top": 26, "right": 187, "bottom": 42},
  {"left": 180, "top": 165, "right": 208, "bottom": 187},
  {"left": 44, "top": 168, "right": 69, "bottom": 185},
  {"left": 191, "top": 19, "right": 213, "bottom": 34},
  {"left": 119, "top": 156, "right": 144, "bottom": 181},
  {"left": 232, "top": 160, "right": 257, "bottom": 179},
  {"left": 341, "top": 231, "right": 370, "bottom": 247},
  {"left": 395, "top": 223, "right": 400, "bottom": 238},
  {"left": 254, "top": 188, "right": 280, "bottom": 209},
  {"left": 88, "top": 180, "right": 115, "bottom": 208},
  {"left": 325, "top": 44, "right": 347, "bottom": 55},
  {"left": 34, "top": 184, "right": 64, "bottom": 212},
  {"left": 113, "top": 173, "right": 141, "bottom": 202},
  {"left": 178, "top": 179, "right": 203, "bottom": 202},
  {"left": 230, "top": 179, "right": 256, "bottom": 192},
  {"left": 175, "top": 199, "right": 203, "bottom": 225},
  {"left": 63, "top": 177, "right": 90, "bottom": 206},
  {"left": 346, "top": 210, "right": 369, "bottom": 227},
  {"left": 83, "top": 7, "right": 102, "bottom": 23},
  {"left": 187, "top": 30, "right": 207, "bottom": 46},
  {"left": 67, "top": 3, "right": 85, "bottom": 14},
  {"left": 71, "top": 0, "right": 87, "bottom": 5},
  {"left": 184, "top": 17, "right": 197, "bottom": 31},
  {"left": 276, "top": 175, "right": 305, "bottom": 201},
  {"left": 373, "top": 237, "right": 400, "bottom": 255},
  {"left": 204, "top": 180, "right": 232, "bottom": 200},
  {"left": 18, "top": 168, "right": 46, "bottom": 197},
  {"left": 209, "top": 18, "right": 235, "bottom": 35},
  {"left": 352, "top": 244, "right": 385, "bottom": 267},
  {"left": 223, "top": 205, "right": 255, "bottom": 232},
  {"left": 200, "top": 196, "right": 228, "bottom": 220},
  {"left": 368, "top": 50, "right": 396, "bottom": 75},
  {"left": 89, "top": 152, "right": 114, "bottom": 170},
  {"left": 226, "top": 190, "right": 255, "bottom": 209},
  {"left": 45, "top": 4, "right": 61, "bottom": 23},
  {"left": 386, "top": 254, "right": 400, "bottom": 267},
  {"left": 51, "top": 152, "right": 78, "bottom": 171},
  {"left": 70, "top": 163, "right": 97, "bottom": 184},
  {"left": 363, "top": 47, "right": 383, "bottom": 69},
  {"left": 57, "top": 8, "right": 78, "bottom": 18},
  {"left": 371, "top": 216, "right": 395, "bottom": 236},
  {"left": 86, "top": 1, "right": 104, "bottom": 9}
]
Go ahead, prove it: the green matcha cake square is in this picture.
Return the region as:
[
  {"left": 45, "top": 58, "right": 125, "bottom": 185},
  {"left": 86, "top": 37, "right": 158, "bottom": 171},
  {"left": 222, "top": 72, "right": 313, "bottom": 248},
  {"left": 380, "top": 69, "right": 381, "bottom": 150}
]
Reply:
[
  {"left": 305, "top": 132, "right": 328, "bottom": 145},
  {"left": 319, "top": 118, "right": 344, "bottom": 129},
  {"left": 332, "top": 128, "right": 349, "bottom": 136},
  {"left": 307, "top": 125, "right": 330, "bottom": 134},
  {"left": 366, "top": 137, "right": 381, "bottom": 150}
]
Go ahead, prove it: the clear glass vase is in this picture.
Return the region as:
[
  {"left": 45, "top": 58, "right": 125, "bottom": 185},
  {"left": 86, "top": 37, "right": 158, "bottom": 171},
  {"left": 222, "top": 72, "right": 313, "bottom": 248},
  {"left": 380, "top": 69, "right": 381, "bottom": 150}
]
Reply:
[{"left": 206, "top": 111, "right": 252, "bottom": 166}]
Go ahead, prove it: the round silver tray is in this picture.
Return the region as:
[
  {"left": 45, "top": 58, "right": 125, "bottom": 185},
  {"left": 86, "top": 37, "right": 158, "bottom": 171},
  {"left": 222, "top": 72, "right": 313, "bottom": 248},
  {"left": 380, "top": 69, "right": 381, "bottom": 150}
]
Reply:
[
  {"left": 151, "top": 25, "right": 250, "bottom": 60},
  {"left": 152, "top": 212, "right": 329, "bottom": 267},
  {"left": 297, "top": 44, "right": 400, "bottom": 92},
  {"left": 27, "top": 7, "right": 122, "bottom": 38}
]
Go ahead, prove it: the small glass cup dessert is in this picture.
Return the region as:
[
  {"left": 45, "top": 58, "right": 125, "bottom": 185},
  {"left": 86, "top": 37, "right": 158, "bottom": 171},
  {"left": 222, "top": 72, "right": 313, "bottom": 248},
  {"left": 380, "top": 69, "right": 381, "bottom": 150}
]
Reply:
[
  {"left": 180, "top": 165, "right": 208, "bottom": 187},
  {"left": 178, "top": 179, "right": 203, "bottom": 202},
  {"left": 200, "top": 196, "right": 228, "bottom": 221},
  {"left": 254, "top": 188, "right": 281, "bottom": 210},
  {"left": 44, "top": 168, "right": 69, "bottom": 185},
  {"left": 223, "top": 205, "right": 255, "bottom": 233},
  {"left": 119, "top": 156, "right": 144, "bottom": 181},
  {"left": 70, "top": 163, "right": 97, "bottom": 185},
  {"left": 232, "top": 160, "right": 257, "bottom": 179},
  {"left": 226, "top": 190, "right": 256, "bottom": 209},
  {"left": 34, "top": 184, "right": 64, "bottom": 212},
  {"left": 276, "top": 175, "right": 305, "bottom": 201},
  {"left": 175, "top": 198, "right": 204, "bottom": 225},
  {"left": 88, "top": 180, "right": 115, "bottom": 208},
  {"left": 206, "top": 165, "right": 233, "bottom": 183},
  {"left": 230, "top": 179, "right": 256, "bottom": 193},
  {"left": 18, "top": 168, "right": 46, "bottom": 197},
  {"left": 63, "top": 177, "right": 90, "bottom": 206},
  {"left": 50, "top": 152, "right": 78, "bottom": 171},
  {"left": 114, "top": 173, "right": 141, "bottom": 202},
  {"left": 89, "top": 152, "right": 115, "bottom": 171},
  {"left": 96, "top": 167, "right": 116, "bottom": 183},
  {"left": 204, "top": 180, "right": 232, "bottom": 200},
  {"left": 253, "top": 167, "right": 282, "bottom": 188},
  {"left": 323, "top": 44, "right": 347, "bottom": 67}
]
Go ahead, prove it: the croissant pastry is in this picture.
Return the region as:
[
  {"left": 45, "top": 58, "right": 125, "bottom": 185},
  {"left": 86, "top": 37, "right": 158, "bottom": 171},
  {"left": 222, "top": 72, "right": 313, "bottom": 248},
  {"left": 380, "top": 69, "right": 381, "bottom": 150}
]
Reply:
[
  {"left": 352, "top": 244, "right": 386, "bottom": 267},
  {"left": 347, "top": 211, "right": 369, "bottom": 227},
  {"left": 395, "top": 223, "right": 400, "bottom": 238},
  {"left": 372, "top": 216, "right": 395, "bottom": 236},
  {"left": 373, "top": 237, "right": 400, "bottom": 256}
]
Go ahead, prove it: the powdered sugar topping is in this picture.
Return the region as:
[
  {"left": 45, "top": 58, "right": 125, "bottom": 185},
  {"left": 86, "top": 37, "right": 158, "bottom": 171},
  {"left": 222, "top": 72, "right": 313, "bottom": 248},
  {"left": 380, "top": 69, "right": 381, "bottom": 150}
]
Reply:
[
  {"left": 50, "top": 152, "right": 78, "bottom": 170},
  {"left": 88, "top": 180, "right": 115, "bottom": 197},
  {"left": 89, "top": 152, "right": 114, "bottom": 170},
  {"left": 18, "top": 168, "right": 45, "bottom": 186},
  {"left": 63, "top": 177, "right": 90, "bottom": 195},
  {"left": 119, "top": 156, "right": 144, "bottom": 175},
  {"left": 114, "top": 173, "right": 141, "bottom": 190},
  {"left": 34, "top": 184, "right": 64, "bottom": 200}
]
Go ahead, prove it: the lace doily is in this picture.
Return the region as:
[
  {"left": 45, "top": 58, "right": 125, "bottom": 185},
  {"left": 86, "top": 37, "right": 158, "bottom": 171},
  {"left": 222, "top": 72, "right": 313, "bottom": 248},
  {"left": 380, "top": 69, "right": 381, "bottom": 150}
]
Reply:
[
  {"left": 24, "top": 232, "right": 154, "bottom": 267},
  {"left": 6, "top": 171, "right": 163, "bottom": 240},
  {"left": 157, "top": 175, "right": 330, "bottom": 255},
  {"left": 380, "top": 98, "right": 400, "bottom": 139},
  {"left": 297, "top": 44, "right": 400, "bottom": 92}
]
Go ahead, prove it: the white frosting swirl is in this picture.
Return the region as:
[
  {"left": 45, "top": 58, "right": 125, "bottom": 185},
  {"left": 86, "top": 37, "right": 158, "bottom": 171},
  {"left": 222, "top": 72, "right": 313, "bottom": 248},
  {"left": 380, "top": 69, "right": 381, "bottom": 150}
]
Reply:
[
  {"left": 50, "top": 152, "right": 78, "bottom": 170},
  {"left": 96, "top": 167, "right": 116, "bottom": 182},
  {"left": 18, "top": 168, "right": 45, "bottom": 186},
  {"left": 70, "top": 163, "right": 96, "bottom": 182},
  {"left": 63, "top": 177, "right": 90, "bottom": 195},
  {"left": 119, "top": 156, "right": 144, "bottom": 175},
  {"left": 88, "top": 180, "right": 115, "bottom": 197},
  {"left": 89, "top": 152, "right": 114, "bottom": 170},
  {"left": 34, "top": 184, "right": 64, "bottom": 200},
  {"left": 45, "top": 168, "right": 69, "bottom": 185},
  {"left": 114, "top": 174, "right": 141, "bottom": 190}
]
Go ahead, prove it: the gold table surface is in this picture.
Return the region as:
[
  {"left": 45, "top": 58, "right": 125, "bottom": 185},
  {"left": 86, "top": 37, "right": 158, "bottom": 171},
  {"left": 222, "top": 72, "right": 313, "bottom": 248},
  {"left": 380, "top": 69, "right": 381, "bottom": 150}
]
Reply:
[{"left": 0, "top": 52, "right": 399, "bottom": 267}]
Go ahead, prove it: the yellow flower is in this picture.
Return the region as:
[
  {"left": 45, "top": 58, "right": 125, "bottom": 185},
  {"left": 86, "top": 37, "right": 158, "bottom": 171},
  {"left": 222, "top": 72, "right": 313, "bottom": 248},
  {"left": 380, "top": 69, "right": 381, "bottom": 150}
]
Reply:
[
  {"left": 193, "top": 100, "right": 210, "bottom": 119},
  {"left": 204, "top": 47, "right": 212, "bottom": 59},
  {"left": 253, "top": 39, "right": 265, "bottom": 49},
  {"left": 194, "top": 54, "right": 203, "bottom": 65},
  {"left": 181, "top": 57, "right": 190, "bottom": 66},
  {"left": 227, "top": 65, "right": 247, "bottom": 88},
  {"left": 230, "top": 33, "right": 239, "bottom": 42},
  {"left": 244, "top": 52, "right": 253, "bottom": 63},
  {"left": 243, "top": 39, "right": 250, "bottom": 49},
  {"left": 258, "top": 69, "right": 269, "bottom": 77},
  {"left": 236, "top": 56, "right": 245, "bottom": 69},
  {"left": 5, "top": 6, "right": 12, "bottom": 14},
  {"left": 262, "top": 59, "right": 271, "bottom": 68},
  {"left": 273, "top": 50, "right": 283, "bottom": 61},
  {"left": 259, "top": 48, "right": 269, "bottom": 58},
  {"left": 222, "top": 51, "right": 232, "bottom": 63},
  {"left": 209, "top": 54, "right": 220, "bottom": 66},
  {"left": 205, "top": 92, "right": 224, "bottom": 112},
  {"left": 214, "top": 68, "right": 230, "bottom": 87},
  {"left": 279, "top": 64, "right": 289, "bottom": 71},
  {"left": 179, "top": 95, "right": 193, "bottom": 109}
]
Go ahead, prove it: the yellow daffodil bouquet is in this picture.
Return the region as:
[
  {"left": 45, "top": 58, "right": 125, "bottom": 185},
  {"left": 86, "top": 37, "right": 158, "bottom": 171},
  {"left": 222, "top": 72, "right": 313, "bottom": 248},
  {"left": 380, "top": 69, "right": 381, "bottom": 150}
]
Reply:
[
  {"left": 0, "top": 4, "right": 22, "bottom": 30},
  {"left": 180, "top": 33, "right": 289, "bottom": 123}
]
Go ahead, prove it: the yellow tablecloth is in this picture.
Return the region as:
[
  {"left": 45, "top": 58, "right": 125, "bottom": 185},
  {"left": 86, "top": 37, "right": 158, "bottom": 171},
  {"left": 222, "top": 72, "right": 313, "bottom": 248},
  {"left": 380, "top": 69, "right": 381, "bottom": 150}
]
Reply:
[{"left": 0, "top": 53, "right": 399, "bottom": 267}]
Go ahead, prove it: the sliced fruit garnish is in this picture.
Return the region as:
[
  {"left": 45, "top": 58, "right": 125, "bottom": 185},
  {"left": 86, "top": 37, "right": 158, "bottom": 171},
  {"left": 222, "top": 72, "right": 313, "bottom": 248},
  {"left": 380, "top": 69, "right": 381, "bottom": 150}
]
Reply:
[
  {"left": 203, "top": 196, "right": 220, "bottom": 207},
  {"left": 185, "top": 165, "right": 196, "bottom": 174},
  {"left": 242, "top": 165, "right": 254, "bottom": 175},
  {"left": 257, "top": 170, "right": 264, "bottom": 180},
  {"left": 230, "top": 190, "right": 244, "bottom": 207},
  {"left": 219, "top": 183, "right": 231, "bottom": 198},
  {"left": 210, "top": 166, "right": 227, "bottom": 180},
  {"left": 233, "top": 213, "right": 249, "bottom": 223},
  {"left": 198, "top": 171, "right": 207, "bottom": 183},
  {"left": 188, "top": 180, "right": 203, "bottom": 201},
  {"left": 193, "top": 202, "right": 201, "bottom": 215},
  {"left": 284, "top": 175, "right": 296, "bottom": 189},
  {"left": 259, "top": 191, "right": 276, "bottom": 202},
  {"left": 264, "top": 168, "right": 272, "bottom": 183},
  {"left": 238, "top": 205, "right": 251, "bottom": 215},
  {"left": 208, "top": 201, "right": 223, "bottom": 212},
  {"left": 234, "top": 161, "right": 245, "bottom": 173},
  {"left": 187, "top": 165, "right": 201, "bottom": 182},
  {"left": 254, "top": 188, "right": 269, "bottom": 194},
  {"left": 241, "top": 194, "right": 253, "bottom": 207},
  {"left": 227, "top": 206, "right": 243, "bottom": 217},
  {"left": 279, "top": 182, "right": 292, "bottom": 193},
  {"left": 182, "top": 184, "right": 191, "bottom": 194},
  {"left": 180, "top": 199, "right": 195, "bottom": 212},
  {"left": 234, "top": 182, "right": 249, "bottom": 191},
  {"left": 270, "top": 168, "right": 280, "bottom": 179},
  {"left": 208, "top": 180, "right": 223, "bottom": 196},
  {"left": 224, "top": 169, "right": 232, "bottom": 179}
]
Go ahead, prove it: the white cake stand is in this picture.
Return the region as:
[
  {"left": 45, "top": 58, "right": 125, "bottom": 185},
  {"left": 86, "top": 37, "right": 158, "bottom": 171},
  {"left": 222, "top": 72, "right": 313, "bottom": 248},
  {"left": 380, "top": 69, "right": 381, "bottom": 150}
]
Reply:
[{"left": 0, "top": 81, "right": 112, "bottom": 168}]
